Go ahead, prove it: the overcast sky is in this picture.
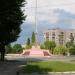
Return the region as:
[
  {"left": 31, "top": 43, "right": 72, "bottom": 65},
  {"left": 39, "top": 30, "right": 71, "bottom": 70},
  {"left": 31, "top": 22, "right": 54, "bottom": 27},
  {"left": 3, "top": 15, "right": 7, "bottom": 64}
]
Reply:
[
  {"left": 25, "top": 0, "right": 75, "bottom": 27},
  {"left": 13, "top": 0, "right": 75, "bottom": 45}
]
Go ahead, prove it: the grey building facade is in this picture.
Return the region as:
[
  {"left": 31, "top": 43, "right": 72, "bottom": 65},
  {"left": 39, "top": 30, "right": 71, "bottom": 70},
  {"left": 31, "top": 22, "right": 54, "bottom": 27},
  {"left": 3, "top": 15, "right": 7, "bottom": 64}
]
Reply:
[{"left": 44, "top": 28, "right": 75, "bottom": 46}]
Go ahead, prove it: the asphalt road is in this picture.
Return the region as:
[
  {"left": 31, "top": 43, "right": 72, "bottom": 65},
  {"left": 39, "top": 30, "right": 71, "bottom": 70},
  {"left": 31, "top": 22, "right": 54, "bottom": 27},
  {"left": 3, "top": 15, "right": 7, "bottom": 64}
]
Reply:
[{"left": 5, "top": 54, "right": 75, "bottom": 62}]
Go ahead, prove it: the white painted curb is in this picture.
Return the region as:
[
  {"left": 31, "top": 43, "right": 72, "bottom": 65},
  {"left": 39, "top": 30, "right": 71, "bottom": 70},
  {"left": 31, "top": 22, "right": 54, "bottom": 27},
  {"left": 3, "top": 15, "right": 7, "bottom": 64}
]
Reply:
[
  {"left": 18, "top": 71, "right": 75, "bottom": 75},
  {"left": 48, "top": 71, "right": 75, "bottom": 73}
]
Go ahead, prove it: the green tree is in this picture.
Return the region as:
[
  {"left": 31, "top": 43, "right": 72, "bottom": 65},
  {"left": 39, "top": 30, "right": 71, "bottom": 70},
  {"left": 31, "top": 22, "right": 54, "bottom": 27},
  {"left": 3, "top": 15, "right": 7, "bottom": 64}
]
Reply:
[
  {"left": 70, "top": 33, "right": 74, "bottom": 45},
  {"left": 26, "top": 38, "right": 30, "bottom": 46},
  {"left": 66, "top": 33, "right": 74, "bottom": 48},
  {"left": 44, "top": 41, "right": 56, "bottom": 54},
  {"left": 66, "top": 33, "right": 74, "bottom": 55},
  {"left": 54, "top": 45, "right": 68, "bottom": 55},
  {"left": 69, "top": 45, "right": 75, "bottom": 55},
  {"left": 5, "top": 44, "right": 13, "bottom": 53},
  {"left": 49, "top": 41, "right": 56, "bottom": 54},
  {"left": 12, "top": 44, "right": 23, "bottom": 53},
  {"left": 0, "top": 0, "right": 26, "bottom": 61},
  {"left": 40, "top": 44, "right": 45, "bottom": 49},
  {"left": 44, "top": 41, "right": 50, "bottom": 49},
  {"left": 26, "top": 38, "right": 32, "bottom": 49},
  {"left": 66, "top": 42, "right": 71, "bottom": 48},
  {"left": 31, "top": 32, "right": 36, "bottom": 45}
]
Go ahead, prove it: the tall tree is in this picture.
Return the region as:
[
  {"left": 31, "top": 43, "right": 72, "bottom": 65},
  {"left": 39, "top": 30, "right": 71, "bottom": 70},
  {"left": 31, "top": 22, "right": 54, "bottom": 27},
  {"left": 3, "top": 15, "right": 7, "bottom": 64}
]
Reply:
[
  {"left": 44, "top": 41, "right": 56, "bottom": 54},
  {"left": 26, "top": 38, "right": 30, "bottom": 46},
  {"left": 66, "top": 33, "right": 74, "bottom": 48},
  {"left": 70, "top": 33, "right": 74, "bottom": 45},
  {"left": 66, "top": 33, "right": 74, "bottom": 55},
  {"left": 26, "top": 38, "right": 32, "bottom": 49},
  {"left": 0, "top": 0, "right": 26, "bottom": 61},
  {"left": 31, "top": 32, "right": 36, "bottom": 45}
]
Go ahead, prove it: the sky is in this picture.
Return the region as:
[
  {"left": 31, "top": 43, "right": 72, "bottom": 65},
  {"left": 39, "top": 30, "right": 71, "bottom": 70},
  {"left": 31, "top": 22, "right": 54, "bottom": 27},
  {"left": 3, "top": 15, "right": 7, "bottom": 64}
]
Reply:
[{"left": 13, "top": 0, "right": 75, "bottom": 45}]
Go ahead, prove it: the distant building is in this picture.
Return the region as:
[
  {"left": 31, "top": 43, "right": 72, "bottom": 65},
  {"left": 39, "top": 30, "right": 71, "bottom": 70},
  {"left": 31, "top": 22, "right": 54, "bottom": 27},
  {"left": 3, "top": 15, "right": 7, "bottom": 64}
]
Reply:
[{"left": 44, "top": 28, "right": 75, "bottom": 46}]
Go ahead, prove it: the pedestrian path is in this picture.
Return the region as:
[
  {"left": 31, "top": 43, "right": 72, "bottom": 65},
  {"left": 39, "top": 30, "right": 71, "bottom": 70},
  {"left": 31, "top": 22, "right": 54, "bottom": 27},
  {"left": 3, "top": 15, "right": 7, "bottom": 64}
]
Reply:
[{"left": 0, "top": 60, "right": 25, "bottom": 75}]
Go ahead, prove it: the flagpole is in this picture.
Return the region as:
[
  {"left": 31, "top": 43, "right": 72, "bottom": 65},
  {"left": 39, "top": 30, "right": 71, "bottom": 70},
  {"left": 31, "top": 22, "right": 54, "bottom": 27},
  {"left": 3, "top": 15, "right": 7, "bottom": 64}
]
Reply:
[{"left": 35, "top": 0, "right": 38, "bottom": 47}]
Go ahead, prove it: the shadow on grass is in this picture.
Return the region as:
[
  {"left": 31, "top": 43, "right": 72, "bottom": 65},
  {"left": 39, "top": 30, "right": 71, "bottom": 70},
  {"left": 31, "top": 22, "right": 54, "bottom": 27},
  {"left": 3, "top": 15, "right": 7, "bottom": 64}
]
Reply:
[{"left": 20, "top": 64, "right": 52, "bottom": 74}]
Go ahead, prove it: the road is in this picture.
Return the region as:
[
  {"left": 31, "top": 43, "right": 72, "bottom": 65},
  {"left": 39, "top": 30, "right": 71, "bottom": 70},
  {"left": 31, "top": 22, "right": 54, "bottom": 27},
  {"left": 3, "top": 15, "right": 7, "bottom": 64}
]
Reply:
[{"left": 5, "top": 54, "right": 75, "bottom": 62}]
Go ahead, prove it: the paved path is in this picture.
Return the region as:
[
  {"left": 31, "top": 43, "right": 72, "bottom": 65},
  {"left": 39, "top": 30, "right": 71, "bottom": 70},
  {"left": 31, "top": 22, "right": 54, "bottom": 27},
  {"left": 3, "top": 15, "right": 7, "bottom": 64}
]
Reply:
[
  {"left": 5, "top": 54, "right": 75, "bottom": 62},
  {"left": 0, "top": 60, "right": 26, "bottom": 75}
]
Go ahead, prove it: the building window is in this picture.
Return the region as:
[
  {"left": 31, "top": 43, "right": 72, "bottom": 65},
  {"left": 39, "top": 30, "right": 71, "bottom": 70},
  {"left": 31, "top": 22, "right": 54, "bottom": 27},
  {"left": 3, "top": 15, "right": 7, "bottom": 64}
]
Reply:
[
  {"left": 61, "top": 32, "right": 64, "bottom": 35},
  {"left": 46, "top": 32, "right": 49, "bottom": 37},
  {"left": 59, "top": 32, "right": 64, "bottom": 45},
  {"left": 52, "top": 32, "right": 55, "bottom": 36},
  {"left": 52, "top": 37, "right": 55, "bottom": 41},
  {"left": 52, "top": 32, "right": 55, "bottom": 41},
  {"left": 46, "top": 32, "right": 49, "bottom": 41}
]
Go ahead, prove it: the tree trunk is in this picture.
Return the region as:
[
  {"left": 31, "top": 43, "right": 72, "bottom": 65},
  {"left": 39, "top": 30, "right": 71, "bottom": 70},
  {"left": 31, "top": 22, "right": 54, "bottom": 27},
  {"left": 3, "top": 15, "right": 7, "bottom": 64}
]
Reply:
[
  {"left": 1, "top": 51, "right": 5, "bottom": 61},
  {"left": 0, "top": 44, "right": 5, "bottom": 61}
]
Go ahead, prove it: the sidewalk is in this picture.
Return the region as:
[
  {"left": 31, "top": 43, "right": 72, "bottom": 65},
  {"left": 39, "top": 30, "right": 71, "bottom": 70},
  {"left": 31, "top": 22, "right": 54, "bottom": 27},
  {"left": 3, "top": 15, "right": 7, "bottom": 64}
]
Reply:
[{"left": 0, "top": 60, "right": 25, "bottom": 75}]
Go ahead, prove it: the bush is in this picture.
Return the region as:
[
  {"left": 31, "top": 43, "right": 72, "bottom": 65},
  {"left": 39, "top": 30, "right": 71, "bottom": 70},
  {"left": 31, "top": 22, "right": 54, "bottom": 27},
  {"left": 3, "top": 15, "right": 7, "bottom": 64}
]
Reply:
[
  {"left": 40, "top": 44, "right": 45, "bottom": 49},
  {"left": 69, "top": 46, "right": 75, "bottom": 55},
  {"left": 54, "top": 45, "right": 68, "bottom": 55},
  {"left": 12, "top": 44, "right": 23, "bottom": 53},
  {"left": 44, "top": 41, "right": 56, "bottom": 54},
  {"left": 25, "top": 44, "right": 32, "bottom": 49}
]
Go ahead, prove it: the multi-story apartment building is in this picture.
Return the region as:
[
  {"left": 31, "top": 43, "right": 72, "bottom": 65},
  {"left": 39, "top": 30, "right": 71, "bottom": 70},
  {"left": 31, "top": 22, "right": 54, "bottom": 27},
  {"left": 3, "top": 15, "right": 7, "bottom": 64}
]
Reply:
[{"left": 44, "top": 28, "right": 75, "bottom": 46}]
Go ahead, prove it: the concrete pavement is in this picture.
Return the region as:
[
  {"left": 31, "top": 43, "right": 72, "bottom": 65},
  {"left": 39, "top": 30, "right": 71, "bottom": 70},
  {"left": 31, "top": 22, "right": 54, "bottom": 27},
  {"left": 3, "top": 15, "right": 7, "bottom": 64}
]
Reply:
[{"left": 5, "top": 54, "right": 75, "bottom": 62}]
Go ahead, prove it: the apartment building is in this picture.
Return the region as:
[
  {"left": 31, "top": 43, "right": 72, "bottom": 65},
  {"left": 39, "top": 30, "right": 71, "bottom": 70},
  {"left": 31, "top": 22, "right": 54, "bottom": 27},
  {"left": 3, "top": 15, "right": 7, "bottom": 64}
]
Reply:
[{"left": 44, "top": 28, "right": 75, "bottom": 46}]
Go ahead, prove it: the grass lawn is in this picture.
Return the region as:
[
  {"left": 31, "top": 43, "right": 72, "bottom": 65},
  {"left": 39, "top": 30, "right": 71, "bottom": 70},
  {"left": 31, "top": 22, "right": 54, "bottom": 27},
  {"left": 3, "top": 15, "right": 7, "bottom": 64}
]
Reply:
[{"left": 21, "top": 61, "right": 75, "bottom": 73}]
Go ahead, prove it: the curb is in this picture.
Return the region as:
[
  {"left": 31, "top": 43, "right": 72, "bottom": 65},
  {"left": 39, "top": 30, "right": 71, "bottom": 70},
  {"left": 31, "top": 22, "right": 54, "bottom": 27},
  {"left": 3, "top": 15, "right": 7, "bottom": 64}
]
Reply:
[
  {"left": 48, "top": 71, "right": 75, "bottom": 73},
  {"left": 17, "top": 71, "right": 75, "bottom": 75}
]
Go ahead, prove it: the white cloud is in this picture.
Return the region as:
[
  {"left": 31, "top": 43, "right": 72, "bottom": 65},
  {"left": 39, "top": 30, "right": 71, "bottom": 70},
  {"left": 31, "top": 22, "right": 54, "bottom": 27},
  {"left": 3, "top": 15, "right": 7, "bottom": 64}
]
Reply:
[
  {"left": 25, "top": 0, "right": 75, "bottom": 14},
  {"left": 26, "top": 15, "right": 35, "bottom": 24},
  {"left": 24, "top": 0, "right": 75, "bottom": 29},
  {"left": 37, "top": 0, "right": 75, "bottom": 14},
  {"left": 36, "top": 9, "right": 59, "bottom": 24},
  {"left": 48, "top": 10, "right": 59, "bottom": 24}
]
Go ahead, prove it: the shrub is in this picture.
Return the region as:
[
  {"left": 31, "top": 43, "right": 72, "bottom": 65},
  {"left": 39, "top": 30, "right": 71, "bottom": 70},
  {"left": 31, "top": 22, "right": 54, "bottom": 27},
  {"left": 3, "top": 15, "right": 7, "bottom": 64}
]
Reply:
[
  {"left": 44, "top": 41, "right": 56, "bottom": 54},
  {"left": 25, "top": 44, "right": 32, "bottom": 49},
  {"left": 69, "top": 46, "right": 75, "bottom": 55},
  {"left": 54, "top": 45, "right": 68, "bottom": 55},
  {"left": 40, "top": 44, "right": 45, "bottom": 49},
  {"left": 12, "top": 44, "right": 23, "bottom": 53}
]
